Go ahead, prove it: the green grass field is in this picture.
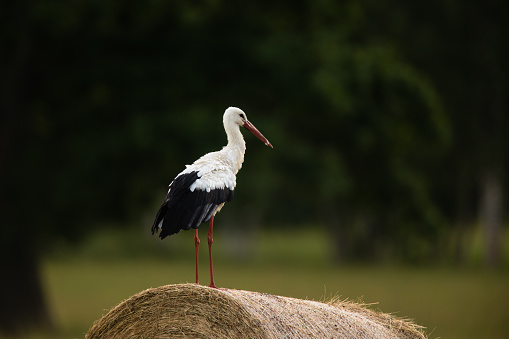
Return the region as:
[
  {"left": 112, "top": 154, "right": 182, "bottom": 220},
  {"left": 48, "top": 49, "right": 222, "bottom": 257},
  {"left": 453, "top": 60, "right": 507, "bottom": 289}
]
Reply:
[{"left": 17, "top": 227, "right": 509, "bottom": 339}]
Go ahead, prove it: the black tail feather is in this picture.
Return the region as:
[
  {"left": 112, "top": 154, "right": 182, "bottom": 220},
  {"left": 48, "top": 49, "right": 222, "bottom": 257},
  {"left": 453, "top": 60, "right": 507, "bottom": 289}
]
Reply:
[{"left": 151, "top": 171, "right": 234, "bottom": 239}]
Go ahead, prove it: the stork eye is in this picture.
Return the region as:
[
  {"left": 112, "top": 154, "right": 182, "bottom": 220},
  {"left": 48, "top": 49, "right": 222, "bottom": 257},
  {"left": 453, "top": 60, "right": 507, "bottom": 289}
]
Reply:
[{"left": 239, "top": 113, "right": 246, "bottom": 120}]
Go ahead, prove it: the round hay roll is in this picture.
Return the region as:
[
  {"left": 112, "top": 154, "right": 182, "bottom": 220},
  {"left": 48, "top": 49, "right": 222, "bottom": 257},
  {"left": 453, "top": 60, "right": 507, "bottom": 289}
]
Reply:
[{"left": 86, "top": 284, "right": 425, "bottom": 339}]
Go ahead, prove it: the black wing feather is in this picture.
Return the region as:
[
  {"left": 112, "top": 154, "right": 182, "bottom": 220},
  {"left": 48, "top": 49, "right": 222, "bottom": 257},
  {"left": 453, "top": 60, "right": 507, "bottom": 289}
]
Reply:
[{"left": 151, "top": 171, "right": 234, "bottom": 239}]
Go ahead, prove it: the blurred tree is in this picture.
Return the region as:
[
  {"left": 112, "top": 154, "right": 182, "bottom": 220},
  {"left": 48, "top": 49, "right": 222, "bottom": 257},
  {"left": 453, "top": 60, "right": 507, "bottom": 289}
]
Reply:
[
  {"left": 243, "top": 1, "right": 450, "bottom": 262},
  {"left": 0, "top": 1, "right": 277, "bottom": 334},
  {"left": 363, "top": 0, "right": 508, "bottom": 266},
  {"left": 0, "top": 2, "right": 54, "bottom": 334}
]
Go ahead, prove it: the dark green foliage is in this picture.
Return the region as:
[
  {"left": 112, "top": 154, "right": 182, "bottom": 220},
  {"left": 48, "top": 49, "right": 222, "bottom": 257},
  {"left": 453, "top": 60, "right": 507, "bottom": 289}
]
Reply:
[{"left": 2, "top": 0, "right": 507, "bottom": 258}]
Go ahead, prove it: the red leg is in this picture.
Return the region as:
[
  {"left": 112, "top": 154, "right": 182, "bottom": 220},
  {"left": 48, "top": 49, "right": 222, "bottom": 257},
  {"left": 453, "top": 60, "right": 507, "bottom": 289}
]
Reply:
[
  {"left": 207, "top": 216, "right": 217, "bottom": 288},
  {"left": 194, "top": 228, "right": 200, "bottom": 285}
]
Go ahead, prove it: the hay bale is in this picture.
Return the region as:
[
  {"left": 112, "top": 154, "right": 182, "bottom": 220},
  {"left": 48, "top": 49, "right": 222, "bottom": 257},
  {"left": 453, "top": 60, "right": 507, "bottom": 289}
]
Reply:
[{"left": 86, "top": 284, "right": 425, "bottom": 339}]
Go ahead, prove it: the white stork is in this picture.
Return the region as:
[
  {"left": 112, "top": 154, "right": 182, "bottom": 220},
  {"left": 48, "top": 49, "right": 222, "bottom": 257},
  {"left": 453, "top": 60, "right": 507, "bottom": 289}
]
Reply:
[{"left": 152, "top": 107, "right": 273, "bottom": 288}]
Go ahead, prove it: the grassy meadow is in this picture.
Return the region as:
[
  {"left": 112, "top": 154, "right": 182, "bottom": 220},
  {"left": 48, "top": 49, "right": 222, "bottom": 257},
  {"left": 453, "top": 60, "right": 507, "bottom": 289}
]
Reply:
[{"left": 17, "top": 227, "right": 509, "bottom": 339}]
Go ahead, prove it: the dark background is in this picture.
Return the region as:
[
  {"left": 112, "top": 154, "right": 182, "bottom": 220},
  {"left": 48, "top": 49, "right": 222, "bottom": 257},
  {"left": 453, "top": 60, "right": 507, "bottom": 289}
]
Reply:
[{"left": 1, "top": 0, "right": 507, "bottom": 336}]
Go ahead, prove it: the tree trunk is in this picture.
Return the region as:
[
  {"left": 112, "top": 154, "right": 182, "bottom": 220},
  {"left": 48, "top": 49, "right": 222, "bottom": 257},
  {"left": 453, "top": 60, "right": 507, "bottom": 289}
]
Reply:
[
  {"left": 479, "top": 169, "right": 503, "bottom": 268},
  {"left": 329, "top": 206, "right": 377, "bottom": 263},
  {"left": 452, "top": 171, "right": 472, "bottom": 265},
  {"left": 0, "top": 239, "right": 53, "bottom": 335},
  {"left": 330, "top": 212, "right": 347, "bottom": 263},
  {"left": 469, "top": 0, "right": 507, "bottom": 269},
  {"left": 0, "top": 3, "right": 53, "bottom": 334}
]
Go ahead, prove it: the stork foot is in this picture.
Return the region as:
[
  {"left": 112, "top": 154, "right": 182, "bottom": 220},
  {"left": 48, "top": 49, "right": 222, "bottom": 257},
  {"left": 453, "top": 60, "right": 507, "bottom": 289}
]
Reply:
[{"left": 207, "top": 283, "right": 228, "bottom": 290}]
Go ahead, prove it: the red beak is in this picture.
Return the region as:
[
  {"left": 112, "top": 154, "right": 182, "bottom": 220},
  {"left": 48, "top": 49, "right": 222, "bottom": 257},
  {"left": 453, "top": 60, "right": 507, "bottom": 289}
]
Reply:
[{"left": 243, "top": 120, "right": 273, "bottom": 148}]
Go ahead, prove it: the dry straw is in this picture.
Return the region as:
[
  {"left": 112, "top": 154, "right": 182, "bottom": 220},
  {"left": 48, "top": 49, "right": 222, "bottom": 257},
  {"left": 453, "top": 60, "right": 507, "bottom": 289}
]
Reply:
[{"left": 86, "top": 284, "right": 426, "bottom": 339}]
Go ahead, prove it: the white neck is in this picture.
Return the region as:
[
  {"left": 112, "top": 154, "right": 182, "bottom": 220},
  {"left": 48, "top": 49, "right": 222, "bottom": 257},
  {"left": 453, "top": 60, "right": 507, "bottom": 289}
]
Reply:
[{"left": 223, "top": 121, "right": 246, "bottom": 174}]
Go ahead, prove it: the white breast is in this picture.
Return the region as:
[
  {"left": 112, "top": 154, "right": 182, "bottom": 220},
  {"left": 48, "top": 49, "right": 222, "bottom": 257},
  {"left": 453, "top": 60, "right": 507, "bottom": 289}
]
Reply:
[{"left": 177, "top": 148, "right": 242, "bottom": 193}]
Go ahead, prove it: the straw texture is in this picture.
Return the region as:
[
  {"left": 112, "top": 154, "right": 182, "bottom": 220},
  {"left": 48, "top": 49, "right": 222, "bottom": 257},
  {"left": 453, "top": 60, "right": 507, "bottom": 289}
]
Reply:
[{"left": 86, "top": 284, "right": 425, "bottom": 339}]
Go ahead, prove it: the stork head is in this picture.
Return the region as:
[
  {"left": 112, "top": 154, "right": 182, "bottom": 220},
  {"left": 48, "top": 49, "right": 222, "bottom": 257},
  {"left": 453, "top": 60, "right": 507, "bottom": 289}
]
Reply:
[{"left": 223, "top": 107, "right": 273, "bottom": 148}]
